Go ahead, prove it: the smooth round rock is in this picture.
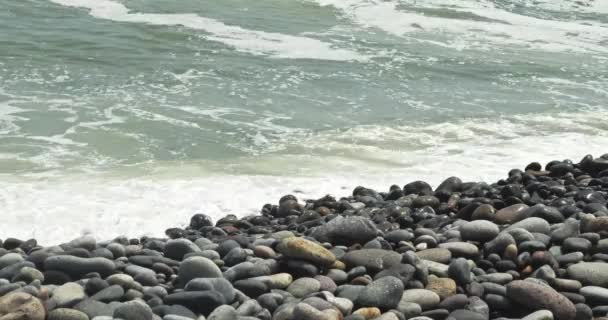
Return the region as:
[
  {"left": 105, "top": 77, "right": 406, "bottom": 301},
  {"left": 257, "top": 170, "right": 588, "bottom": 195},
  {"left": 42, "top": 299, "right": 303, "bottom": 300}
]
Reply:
[
  {"left": 465, "top": 296, "right": 489, "bottom": 319},
  {"left": 113, "top": 301, "right": 153, "bottom": 320},
  {"left": 413, "top": 196, "right": 440, "bottom": 209},
  {"left": 73, "top": 300, "right": 113, "bottom": 318},
  {"left": 207, "top": 305, "right": 237, "bottom": 320},
  {"left": 506, "top": 280, "right": 576, "bottom": 320},
  {"left": 277, "top": 237, "right": 336, "bottom": 267},
  {"left": 189, "top": 213, "right": 213, "bottom": 229},
  {"left": 385, "top": 230, "right": 414, "bottom": 243},
  {"left": 253, "top": 246, "right": 276, "bottom": 259},
  {"left": 44, "top": 256, "right": 115, "bottom": 278},
  {"left": 0, "top": 253, "right": 24, "bottom": 269},
  {"left": 404, "top": 181, "right": 433, "bottom": 196},
  {"left": 178, "top": 256, "right": 222, "bottom": 285},
  {"left": 580, "top": 286, "right": 608, "bottom": 304},
  {"left": 505, "top": 218, "right": 550, "bottom": 234},
  {"left": 164, "top": 239, "right": 201, "bottom": 261},
  {"left": 355, "top": 276, "right": 404, "bottom": 310},
  {"left": 309, "top": 216, "right": 378, "bottom": 246},
  {"left": 460, "top": 221, "right": 499, "bottom": 242},
  {"left": 12, "top": 266, "right": 44, "bottom": 283},
  {"left": 567, "top": 262, "right": 608, "bottom": 287},
  {"left": 426, "top": 277, "right": 456, "bottom": 300},
  {"left": 562, "top": 238, "right": 592, "bottom": 254},
  {"left": 416, "top": 249, "right": 452, "bottom": 264},
  {"left": 327, "top": 269, "right": 348, "bottom": 284},
  {"left": 106, "top": 274, "right": 139, "bottom": 291},
  {"left": 574, "top": 303, "right": 592, "bottom": 320},
  {"left": 52, "top": 282, "right": 86, "bottom": 308},
  {"left": 495, "top": 204, "right": 529, "bottom": 224},
  {"left": 0, "top": 292, "right": 45, "bottom": 320},
  {"left": 484, "top": 232, "right": 516, "bottom": 255},
  {"left": 352, "top": 307, "right": 381, "bottom": 319},
  {"left": 521, "top": 310, "right": 554, "bottom": 320},
  {"left": 66, "top": 236, "right": 96, "bottom": 251},
  {"left": 448, "top": 258, "right": 471, "bottom": 285},
  {"left": 400, "top": 289, "right": 440, "bottom": 311},
  {"left": 471, "top": 204, "right": 496, "bottom": 221},
  {"left": 90, "top": 285, "right": 124, "bottom": 302},
  {"left": 447, "top": 309, "right": 486, "bottom": 320},
  {"left": 438, "top": 242, "right": 479, "bottom": 258},
  {"left": 286, "top": 278, "right": 321, "bottom": 298},
  {"left": 48, "top": 308, "right": 89, "bottom": 320},
  {"left": 292, "top": 303, "right": 341, "bottom": 320},
  {"left": 163, "top": 291, "right": 225, "bottom": 315},
  {"left": 342, "top": 249, "right": 401, "bottom": 272},
  {"left": 439, "top": 294, "right": 469, "bottom": 311},
  {"left": 184, "top": 278, "right": 235, "bottom": 303}
]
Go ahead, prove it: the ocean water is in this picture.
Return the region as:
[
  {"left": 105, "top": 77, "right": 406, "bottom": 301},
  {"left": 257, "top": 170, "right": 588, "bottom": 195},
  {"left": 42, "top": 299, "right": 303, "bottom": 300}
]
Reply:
[{"left": 1, "top": 0, "right": 608, "bottom": 244}]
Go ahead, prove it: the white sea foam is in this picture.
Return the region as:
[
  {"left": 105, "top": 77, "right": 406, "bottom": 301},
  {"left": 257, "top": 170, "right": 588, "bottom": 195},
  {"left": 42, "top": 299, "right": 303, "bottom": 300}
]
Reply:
[
  {"left": 0, "top": 102, "right": 27, "bottom": 134},
  {"left": 2, "top": 109, "right": 608, "bottom": 244},
  {"left": 528, "top": 0, "right": 608, "bottom": 14},
  {"left": 310, "top": 0, "right": 608, "bottom": 52},
  {"left": 48, "top": 0, "right": 366, "bottom": 61}
]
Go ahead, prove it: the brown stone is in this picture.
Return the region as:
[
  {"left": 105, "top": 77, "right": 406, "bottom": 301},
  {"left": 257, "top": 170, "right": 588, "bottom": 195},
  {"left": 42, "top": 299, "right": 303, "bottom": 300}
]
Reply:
[
  {"left": 495, "top": 204, "right": 529, "bottom": 224},
  {"left": 582, "top": 216, "right": 608, "bottom": 233},
  {"left": 506, "top": 280, "right": 576, "bottom": 320},
  {"left": 426, "top": 276, "right": 456, "bottom": 299},
  {"left": 353, "top": 307, "right": 381, "bottom": 319},
  {"left": 471, "top": 204, "right": 496, "bottom": 221},
  {"left": 293, "top": 303, "right": 342, "bottom": 320},
  {"left": 332, "top": 260, "right": 346, "bottom": 270},
  {"left": 521, "top": 265, "right": 534, "bottom": 276},
  {"left": 0, "top": 292, "right": 45, "bottom": 320},
  {"left": 503, "top": 244, "right": 518, "bottom": 260},
  {"left": 316, "top": 206, "right": 331, "bottom": 216},
  {"left": 277, "top": 237, "right": 336, "bottom": 267},
  {"left": 253, "top": 245, "right": 276, "bottom": 259},
  {"left": 416, "top": 248, "right": 452, "bottom": 264}
]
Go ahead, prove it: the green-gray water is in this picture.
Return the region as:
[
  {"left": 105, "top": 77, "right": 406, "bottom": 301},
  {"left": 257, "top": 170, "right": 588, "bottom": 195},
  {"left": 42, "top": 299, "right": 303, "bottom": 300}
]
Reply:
[{"left": 1, "top": 0, "right": 608, "bottom": 243}]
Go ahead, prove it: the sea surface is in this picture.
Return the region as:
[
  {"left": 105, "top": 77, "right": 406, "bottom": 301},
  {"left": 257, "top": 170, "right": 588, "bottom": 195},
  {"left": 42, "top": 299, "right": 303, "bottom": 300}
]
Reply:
[{"left": 1, "top": 0, "right": 608, "bottom": 243}]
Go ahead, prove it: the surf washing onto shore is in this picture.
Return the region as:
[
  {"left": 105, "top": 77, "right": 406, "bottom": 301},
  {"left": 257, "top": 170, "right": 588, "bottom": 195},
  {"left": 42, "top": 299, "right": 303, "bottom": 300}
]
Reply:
[{"left": 1, "top": 0, "right": 608, "bottom": 244}]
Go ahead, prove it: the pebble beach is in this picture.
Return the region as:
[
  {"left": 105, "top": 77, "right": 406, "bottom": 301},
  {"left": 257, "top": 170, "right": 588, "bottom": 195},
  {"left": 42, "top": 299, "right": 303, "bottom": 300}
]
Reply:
[
  {"left": 4, "top": 0, "right": 608, "bottom": 319},
  {"left": 2, "top": 154, "right": 608, "bottom": 320}
]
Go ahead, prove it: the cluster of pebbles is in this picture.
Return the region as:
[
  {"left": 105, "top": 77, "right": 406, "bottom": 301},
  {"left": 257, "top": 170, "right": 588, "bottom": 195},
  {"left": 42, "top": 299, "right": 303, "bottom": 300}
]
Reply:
[{"left": 4, "top": 155, "right": 608, "bottom": 320}]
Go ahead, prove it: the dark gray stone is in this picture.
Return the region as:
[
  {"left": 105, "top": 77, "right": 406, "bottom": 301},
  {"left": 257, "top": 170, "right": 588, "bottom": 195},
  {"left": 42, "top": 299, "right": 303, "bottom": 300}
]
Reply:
[
  {"left": 90, "top": 285, "right": 124, "bottom": 302},
  {"left": 447, "top": 309, "right": 486, "bottom": 320},
  {"left": 448, "top": 258, "right": 471, "bottom": 285},
  {"left": 309, "top": 216, "right": 378, "bottom": 246},
  {"left": 184, "top": 278, "right": 235, "bottom": 303},
  {"left": 113, "top": 300, "right": 153, "bottom": 320},
  {"left": 44, "top": 256, "right": 115, "bottom": 278},
  {"left": 460, "top": 221, "right": 499, "bottom": 242},
  {"left": 164, "top": 291, "right": 225, "bottom": 315},
  {"left": 355, "top": 276, "right": 404, "bottom": 310},
  {"left": 342, "top": 249, "right": 401, "bottom": 272},
  {"left": 178, "top": 256, "right": 222, "bottom": 285},
  {"left": 74, "top": 299, "right": 114, "bottom": 318}
]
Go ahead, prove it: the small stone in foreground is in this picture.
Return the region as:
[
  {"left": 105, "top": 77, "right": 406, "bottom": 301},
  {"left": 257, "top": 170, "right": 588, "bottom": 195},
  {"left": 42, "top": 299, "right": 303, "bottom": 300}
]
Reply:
[
  {"left": 0, "top": 292, "right": 45, "bottom": 320},
  {"left": 48, "top": 308, "right": 89, "bottom": 320},
  {"left": 506, "top": 280, "right": 575, "bottom": 320},
  {"left": 113, "top": 300, "right": 154, "bottom": 320}
]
